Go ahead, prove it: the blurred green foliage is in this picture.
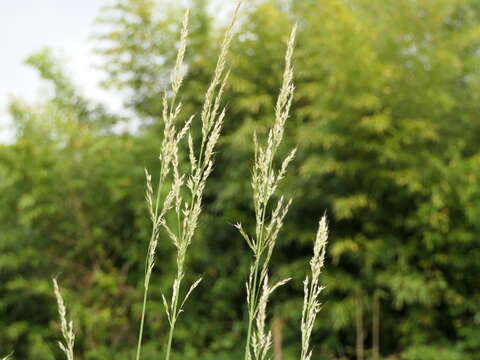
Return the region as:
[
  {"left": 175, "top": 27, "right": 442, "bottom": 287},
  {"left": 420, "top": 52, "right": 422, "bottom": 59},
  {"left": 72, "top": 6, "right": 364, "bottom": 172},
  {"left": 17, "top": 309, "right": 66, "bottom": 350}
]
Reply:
[{"left": 1, "top": 0, "right": 480, "bottom": 359}]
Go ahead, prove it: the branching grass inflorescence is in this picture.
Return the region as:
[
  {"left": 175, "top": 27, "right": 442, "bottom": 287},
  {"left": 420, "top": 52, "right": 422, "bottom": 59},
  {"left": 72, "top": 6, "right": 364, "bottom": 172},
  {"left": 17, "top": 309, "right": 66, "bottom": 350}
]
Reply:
[
  {"left": 236, "top": 24, "right": 297, "bottom": 360},
  {"left": 300, "top": 216, "right": 328, "bottom": 360},
  {"left": 52, "top": 278, "right": 75, "bottom": 360},
  {"left": 138, "top": 3, "right": 241, "bottom": 360},
  {"left": 135, "top": 9, "right": 191, "bottom": 360}
]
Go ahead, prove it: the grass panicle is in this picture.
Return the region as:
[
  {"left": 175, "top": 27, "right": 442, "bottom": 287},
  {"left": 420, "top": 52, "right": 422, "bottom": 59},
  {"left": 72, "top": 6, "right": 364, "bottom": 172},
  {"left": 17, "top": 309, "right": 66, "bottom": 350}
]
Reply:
[
  {"left": 300, "top": 215, "right": 329, "bottom": 360},
  {"left": 52, "top": 278, "right": 75, "bottom": 360},
  {"left": 236, "top": 24, "right": 297, "bottom": 360},
  {"left": 135, "top": 9, "right": 191, "bottom": 360},
  {"left": 250, "top": 275, "right": 291, "bottom": 360},
  {"left": 138, "top": 3, "right": 241, "bottom": 360}
]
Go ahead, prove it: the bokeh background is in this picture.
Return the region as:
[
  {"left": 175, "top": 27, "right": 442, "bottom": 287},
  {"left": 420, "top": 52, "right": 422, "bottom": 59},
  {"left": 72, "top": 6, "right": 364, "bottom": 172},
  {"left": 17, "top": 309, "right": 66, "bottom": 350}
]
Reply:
[{"left": 1, "top": 0, "right": 480, "bottom": 359}]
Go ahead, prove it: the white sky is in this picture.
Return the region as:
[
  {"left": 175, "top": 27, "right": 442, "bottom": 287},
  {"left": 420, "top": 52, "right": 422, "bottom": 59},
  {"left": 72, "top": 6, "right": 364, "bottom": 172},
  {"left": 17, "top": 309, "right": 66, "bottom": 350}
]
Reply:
[
  {"left": 0, "top": 0, "right": 125, "bottom": 142},
  {"left": 0, "top": 0, "right": 233, "bottom": 143}
]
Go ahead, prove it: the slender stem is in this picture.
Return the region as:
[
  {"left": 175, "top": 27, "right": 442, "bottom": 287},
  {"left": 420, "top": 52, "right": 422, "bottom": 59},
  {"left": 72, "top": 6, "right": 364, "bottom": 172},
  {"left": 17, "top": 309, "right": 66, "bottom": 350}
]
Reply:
[
  {"left": 244, "top": 319, "right": 253, "bottom": 359},
  {"left": 135, "top": 166, "right": 164, "bottom": 360},
  {"left": 135, "top": 288, "right": 149, "bottom": 360},
  {"left": 165, "top": 276, "right": 181, "bottom": 360},
  {"left": 244, "top": 258, "right": 260, "bottom": 360},
  {"left": 244, "top": 168, "right": 271, "bottom": 360},
  {"left": 244, "top": 172, "right": 271, "bottom": 359},
  {"left": 165, "top": 325, "right": 175, "bottom": 360}
]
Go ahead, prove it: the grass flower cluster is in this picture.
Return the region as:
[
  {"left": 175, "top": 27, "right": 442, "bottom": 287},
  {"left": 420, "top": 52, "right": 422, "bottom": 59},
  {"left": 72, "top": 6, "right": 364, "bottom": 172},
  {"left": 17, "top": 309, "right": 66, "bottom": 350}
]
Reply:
[
  {"left": 138, "top": 4, "right": 240, "bottom": 360},
  {"left": 53, "top": 279, "right": 75, "bottom": 360},
  {"left": 235, "top": 24, "right": 297, "bottom": 360},
  {"left": 47, "top": 4, "right": 329, "bottom": 360},
  {"left": 301, "top": 216, "right": 329, "bottom": 360}
]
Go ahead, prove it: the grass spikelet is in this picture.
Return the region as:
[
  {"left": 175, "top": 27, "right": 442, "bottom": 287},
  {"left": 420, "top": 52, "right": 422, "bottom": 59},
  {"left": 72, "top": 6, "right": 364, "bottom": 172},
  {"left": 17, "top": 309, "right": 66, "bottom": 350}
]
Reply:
[{"left": 52, "top": 278, "right": 75, "bottom": 360}]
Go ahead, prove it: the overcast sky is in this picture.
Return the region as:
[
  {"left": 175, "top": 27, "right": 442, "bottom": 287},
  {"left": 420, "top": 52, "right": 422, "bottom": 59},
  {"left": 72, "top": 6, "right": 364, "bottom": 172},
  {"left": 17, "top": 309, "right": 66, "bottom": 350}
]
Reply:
[
  {"left": 0, "top": 0, "right": 234, "bottom": 142},
  {"left": 0, "top": 0, "right": 121, "bottom": 141}
]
